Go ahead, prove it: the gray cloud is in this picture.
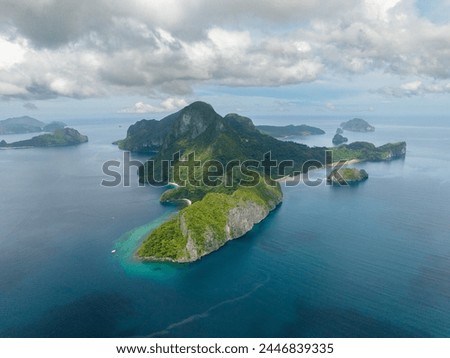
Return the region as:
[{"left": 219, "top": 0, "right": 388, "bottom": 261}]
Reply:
[
  {"left": 0, "top": 0, "right": 360, "bottom": 46},
  {"left": 23, "top": 102, "right": 38, "bottom": 110},
  {"left": 0, "top": 0, "right": 116, "bottom": 48},
  {"left": 0, "top": 0, "right": 449, "bottom": 101}
]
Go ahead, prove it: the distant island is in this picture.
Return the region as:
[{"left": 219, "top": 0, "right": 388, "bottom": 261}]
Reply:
[
  {"left": 331, "top": 141, "right": 406, "bottom": 162},
  {"left": 256, "top": 124, "right": 325, "bottom": 137},
  {"left": 332, "top": 133, "right": 348, "bottom": 145},
  {"left": 0, "top": 116, "right": 67, "bottom": 135},
  {"left": 332, "top": 128, "right": 348, "bottom": 145},
  {"left": 117, "top": 101, "right": 406, "bottom": 263},
  {"left": 327, "top": 167, "right": 369, "bottom": 185},
  {"left": 0, "top": 128, "right": 88, "bottom": 148},
  {"left": 340, "top": 118, "right": 375, "bottom": 132}
]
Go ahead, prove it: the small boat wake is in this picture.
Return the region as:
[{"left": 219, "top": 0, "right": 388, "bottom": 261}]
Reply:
[{"left": 147, "top": 275, "right": 270, "bottom": 337}]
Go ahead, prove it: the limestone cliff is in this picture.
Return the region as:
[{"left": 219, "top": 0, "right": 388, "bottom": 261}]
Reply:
[{"left": 137, "top": 181, "right": 282, "bottom": 263}]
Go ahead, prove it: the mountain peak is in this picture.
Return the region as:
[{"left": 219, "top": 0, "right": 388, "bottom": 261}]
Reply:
[
  {"left": 182, "top": 101, "right": 216, "bottom": 113},
  {"left": 169, "top": 101, "right": 222, "bottom": 141}
]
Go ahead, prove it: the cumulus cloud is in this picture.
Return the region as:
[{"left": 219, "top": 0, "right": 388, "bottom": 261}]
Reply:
[
  {"left": 379, "top": 80, "right": 450, "bottom": 97},
  {"left": 121, "top": 97, "right": 188, "bottom": 113},
  {"left": 0, "top": 0, "right": 449, "bottom": 101},
  {"left": 0, "top": 35, "right": 26, "bottom": 69}
]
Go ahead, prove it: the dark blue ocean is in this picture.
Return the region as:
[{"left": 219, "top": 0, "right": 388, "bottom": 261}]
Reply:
[{"left": 1, "top": 115, "right": 449, "bottom": 337}]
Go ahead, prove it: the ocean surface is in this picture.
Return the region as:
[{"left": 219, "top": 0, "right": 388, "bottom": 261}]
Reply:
[{"left": 0, "top": 115, "right": 449, "bottom": 337}]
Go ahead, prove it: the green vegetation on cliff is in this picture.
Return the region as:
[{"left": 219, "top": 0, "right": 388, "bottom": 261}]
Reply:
[
  {"left": 115, "top": 115, "right": 178, "bottom": 153},
  {"left": 137, "top": 216, "right": 186, "bottom": 260},
  {"left": 138, "top": 177, "right": 282, "bottom": 261}
]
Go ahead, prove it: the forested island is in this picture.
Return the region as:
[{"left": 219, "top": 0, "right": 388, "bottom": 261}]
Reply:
[
  {"left": 340, "top": 118, "right": 375, "bottom": 132},
  {"left": 256, "top": 124, "right": 325, "bottom": 137},
  {"left": 327, "top": 168, "right": 369, "bottom": 185},
  {"left": 117, "top": 102, "right": 406, "bottom": 262},
  {"left": 0, "top": 128, "right": 88, "bottom": 148}
]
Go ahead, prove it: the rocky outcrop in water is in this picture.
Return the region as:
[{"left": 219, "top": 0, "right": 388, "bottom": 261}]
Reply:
[
  {"left": 333, "top": 133, "right": 348, "bottom": 145},
  {"left": 327, "top": 168, "right": 369, "bottom": 185}
]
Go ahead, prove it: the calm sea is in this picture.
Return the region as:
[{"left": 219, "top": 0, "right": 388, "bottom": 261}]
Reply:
[{"left": 0, "top": 115, "right": 449, "bottom": 337}]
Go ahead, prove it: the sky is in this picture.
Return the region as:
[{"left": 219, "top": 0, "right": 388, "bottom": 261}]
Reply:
[{"left": 0, "top": 0, "right": 450, "bottom": 121}]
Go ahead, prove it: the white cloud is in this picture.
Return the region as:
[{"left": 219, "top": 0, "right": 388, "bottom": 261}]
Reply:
[
  {"left": 401, "top": 81, "right": 422, "bottom": 91},
  {"left": 160, "top": 97, "right": 188, "bottom": 111},
  {"left": 363, "top": 0, "right": 402, "bottom": 22},
  {"left": 120, "top": 102, "right": 163, "bottom": 114},
  {"left": 379, "top": 80, "right": 450, "bottom": 96},
  {"left": 0, "top": 36, "right": 26, "bottom": 69},
  {"left": 207, "top": 28, "right": 251, "bottom": 51},
  {"left": 0, "top": 81, "right": 27, "bottom": 96},
  {"left": 120, "top": 98, "right": 188, "bottom": 113}
]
